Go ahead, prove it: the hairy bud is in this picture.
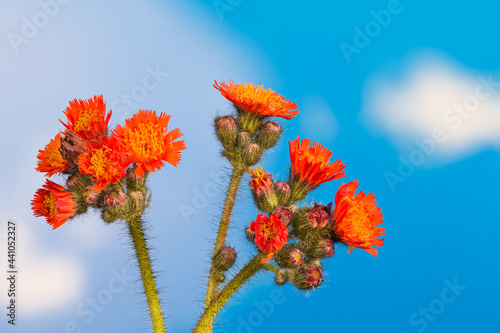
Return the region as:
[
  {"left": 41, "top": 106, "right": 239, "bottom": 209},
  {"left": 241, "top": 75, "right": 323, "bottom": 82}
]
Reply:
[
  {"left": 213, "top": 246, "right": 237, "bottom": 271},
  {"left": 256, "top": 121, "right": 281, "bottom": 149}
]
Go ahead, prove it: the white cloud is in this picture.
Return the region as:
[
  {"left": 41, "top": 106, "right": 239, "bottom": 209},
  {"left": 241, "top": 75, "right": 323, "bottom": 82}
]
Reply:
[
  {"left": 361, "top": 51, "right": 500, "bottom": 165},
  {"left": 0, "top": 222, "right": 85, "bottom": 316}
]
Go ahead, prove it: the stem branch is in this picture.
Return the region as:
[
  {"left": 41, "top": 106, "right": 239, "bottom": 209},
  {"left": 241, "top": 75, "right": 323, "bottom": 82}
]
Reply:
[
  {"left": 204, "top": 168, "right": 245, "bottom": 308},
  {"left": 128, "top": 216, "right": 166, "bottom": 333},
  {"left": 195, "top": 254, "right": 264, "bottom": 332}
]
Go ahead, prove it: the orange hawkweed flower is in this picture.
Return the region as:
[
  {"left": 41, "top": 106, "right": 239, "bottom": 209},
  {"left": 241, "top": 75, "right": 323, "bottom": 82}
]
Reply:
[
  {"left": 31, "top": 179, "right": 77, "bottom": 229},
  {"left": 249, "top": 213, "right": 288, "bottom": 263},
  {"left": 248, "top": 167, "right": 273, "bottom": 196},
  {"left": 113, "top": 110, "right": 185, "bottom": 177},
  {"left": 60, "top": 95, "right": 111, "bottom": 140},
  {"left": 289, "top": 136, "right": 346, "bottom": 189},
  {"left": 214, "top": 80, "right": 298, "bottom": 119},
  {"left": 78, "top": 136, "right": 130, "bottom": 192},
  {"left": 36, "top": 132, "right": 71, "bottom": 177},
  {"left": 333, "top": 180, "right": 385, "bottom": 256}
]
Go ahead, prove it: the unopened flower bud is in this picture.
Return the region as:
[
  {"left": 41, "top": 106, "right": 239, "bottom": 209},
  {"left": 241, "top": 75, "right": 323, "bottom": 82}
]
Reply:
[
  {"left": 292, "top": 266, "right": 323, "bottom": 290},
  {"left": 237, "top": 111, "right": 262, "bottom": 135},
  {"left": 303, "top": 238, "right": 335, "bottom": 259},
  {"left": 66, "top": 173, "right": 80, "bottom": 189},
  {"left": 104, "top": 189, "right": 126, "bottom": 207},
  {"left": 256, "top": 121, "right": 281, "bottom": 149},
  {"left": 320, "top": 239, "right": 335, "bottom": 258},
  {"left": 101, "top": 208, "right": 119, "bottom": 223},
  {"left": 213, "top": 246, "right": 237, "bottom": 271},
  {"left": 275, "top": 245, "right": 303, "bottom": 268},
  {"left": 275, "top": 181, "right": 291, "bottom": 205},
  {"left": 59, "top": 131, "right": 85, "bottom": 163},
  {"left": 128, "top": 191, "right": 146, "bottom": 211},
  {"left": 275, "top": 269, "right": 287, "bottom": 285},
  {"left": 288, "top": 203, "right": 299, "bottom": 214},
  {"left": 245, "top": 227, "right": 255, "bottom": 241},
  {"left": 237, "top": 132, "right": 251, "bottom": 148},
  {"left": 272, "top": 206, "right": 291, "bottom": 226},
  {"left": 215, "top": 116, "right": 237, "bottom": 150},
  {"left": 242, "top": 143, "right": 262, "bottom": 166},
  {"left": 83, "top": 186, "right": 99, "bottom": 204},
  {"left": 307, "top": 203, "right": 333, "bottom": 229}
]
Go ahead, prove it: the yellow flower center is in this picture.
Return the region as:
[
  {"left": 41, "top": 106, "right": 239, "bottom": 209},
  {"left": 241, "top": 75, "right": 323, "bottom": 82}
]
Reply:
[
  {"left": 74, "top": 109, "right": 100, "bottom": 132},
  {"left": 43, "top": 193, "right": 56, "bottom": 218},
  {"left": 89, "top": 148, "right": 111, "bottom": 178},
  {"left": 292, "top": 251, "right": 302, "bottom": 262},
  {"left": 127, "top": 123, "right": 165, "bottom": 161},
  {"left": 260, "top": 221, "right": 277, "bottom": 241},
  {"left": 47, "top": 150, "right": 63, "bottom": 167}
]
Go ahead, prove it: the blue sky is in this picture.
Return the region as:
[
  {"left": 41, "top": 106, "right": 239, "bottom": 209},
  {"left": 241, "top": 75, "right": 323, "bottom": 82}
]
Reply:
[{"left": 1, "top": 0, "right": 499, "bottom": 332}]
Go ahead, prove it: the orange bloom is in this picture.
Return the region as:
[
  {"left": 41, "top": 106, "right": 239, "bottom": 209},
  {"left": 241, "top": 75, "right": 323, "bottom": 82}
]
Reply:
[
  {"left": 248, "top": 167, "right": 273, "bottom": 196},
  {"left": 214, "top": 80, "right": 298, "bottom": 119},
  {"left": 31, "top": 179, "right": 77, "bottom": 229},
  {"left": 36, "top": 132, "right": 71, "bottom": 177},
  {"left": 333, "top": 180, "right": 385, "bottom": 256},
  {"left": 113, "top": 110, "right": 185, "bottom": 177},
  {"left": 289, "top": 136, "right": 346, "bottom": 189},
  {"left": 249, "top": 213, "right": 288, "bottom": 263},
  {"left": 78, "top": 136, "right": 130, "bottom": 192},
  {"left": 60, "top": 95, "right": 111, "bottom": 140}
]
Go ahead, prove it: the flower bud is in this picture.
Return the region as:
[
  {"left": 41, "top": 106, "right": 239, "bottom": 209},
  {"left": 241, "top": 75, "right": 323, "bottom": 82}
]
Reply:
[
  {"left": 59, "top": 131, "right": 85, "bottom": 163},
  {"left": 307, "top": 203, "right": 333, "bottom": 229},
  {"left": 275, "top": 245, "right": 303, "bottom": 269},
  {"left": 288, "top": 203, "right": 299, "bottom": 214},
  {"left": 66, "top": 173, "right": 80, "bottom": 189},
  {"left": 104, "top": 189, "right": 126, "bottom": 207},
  {"left": 303, "top": 238, "right": 335, "bottom": 259},
  {"left": 213, "top": 246, "right": 237, "bottom": 271},
  {"left": 275, "top": 269, "right": 287, "bottom": 285},
  {"left": 83, "top": 186, "right": 99, "bottom": 204},
  {"left": 292, "top": 266, "right": 323, "bottom": 290},
  {"left": 128, "top": 191, "right": 146, "bottom": 212},
  {"left": 272, "top": 206, "right": 291, "bottom": 226},
  {"left": 101, "top": 208, "right": 119, "bottom": 223},
  {"left": 215, "top": 116, "right": 237, "bottom": 150},
  {"left": 245, "top": 227, "right": 256, "bottom": 241},
  {"left": 320, "top": 239, "right": 335, "bottom": 258},
  {"left": 237, "top": 111, "right": 262, "bottom": 135},
  {"left": 274, "top": 181, "right": 291, "bottom": 205},
  {"left": 242, "top": 143, "right": 262, "bottom": 166},
  {"left": 237, "top": 132, "right": 251, "bottom": 148},
  {"left": 256, "top": 121, "right": 281, "bottom": 149}
]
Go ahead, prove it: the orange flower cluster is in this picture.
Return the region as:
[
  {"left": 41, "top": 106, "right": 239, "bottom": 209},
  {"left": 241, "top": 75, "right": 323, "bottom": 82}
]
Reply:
[
  {"left": 214, "top": 80, "right": 298, "bottom": 119},
  {"left": 32, "top": 95, "right": 185, "bottom": 228},
  {"left": 213, "top": 78, "right": 386, "bottom": 290}
]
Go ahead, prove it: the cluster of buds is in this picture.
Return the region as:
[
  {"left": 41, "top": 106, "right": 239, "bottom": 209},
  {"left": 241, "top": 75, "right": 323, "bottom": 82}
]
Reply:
[
  {"left": 213, "top": 80, "right": 299, "bottom": 170},
  {"left": 243, "top": 138, "right": 385, "bottom": 290},
  {"left": 31, "top": 95, "right": 185, "bottom": 229},
  {"left": 215, "top": 115, "right": 282, "bottom": 168}
]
